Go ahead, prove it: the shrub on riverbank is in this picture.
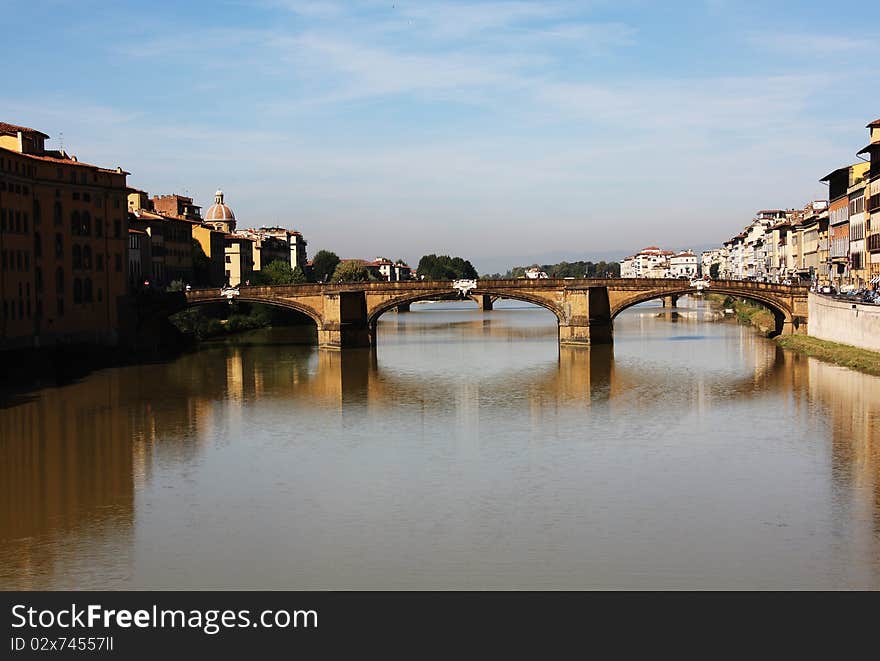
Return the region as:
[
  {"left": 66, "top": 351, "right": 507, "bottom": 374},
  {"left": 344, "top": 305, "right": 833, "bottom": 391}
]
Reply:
[
  {"left": 775, "top": 335, "right": 880, "bottom": 377},
  {"left": 708, "top": 295, "right": 776, "bottom": 335},
  {"left": 170, "top": 303, "right": 300, "bottom": 340}
]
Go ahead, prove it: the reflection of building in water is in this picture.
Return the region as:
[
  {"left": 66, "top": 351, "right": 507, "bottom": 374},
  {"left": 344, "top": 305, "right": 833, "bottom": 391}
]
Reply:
[
  {"left": 0, "top": 371, "right": 134, "bottom": 588},
  {"left": 808, "top": 359, "right": 880, "bottom": 536},
  {"left": 5, "top": 308, "right": 880, "bottom": 588}
]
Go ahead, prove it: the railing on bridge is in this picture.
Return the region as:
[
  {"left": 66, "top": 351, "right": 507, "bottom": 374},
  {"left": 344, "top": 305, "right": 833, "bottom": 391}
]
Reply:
[{"left": 185, "top": 277, "right": 809, "bottom": 297}]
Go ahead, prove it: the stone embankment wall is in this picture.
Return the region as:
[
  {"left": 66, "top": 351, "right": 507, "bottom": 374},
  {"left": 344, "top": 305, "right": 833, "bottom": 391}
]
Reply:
[{"left": 808, "top": 292, "right": 880, "bottom": 352}]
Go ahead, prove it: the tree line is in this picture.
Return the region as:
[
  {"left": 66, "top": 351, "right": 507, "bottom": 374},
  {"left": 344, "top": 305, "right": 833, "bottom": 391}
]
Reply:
[{"left": 483, "top": 260, "right": 621, "bottom": 279}]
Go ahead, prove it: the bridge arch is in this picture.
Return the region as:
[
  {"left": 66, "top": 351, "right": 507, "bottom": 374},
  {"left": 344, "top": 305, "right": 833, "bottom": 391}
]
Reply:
[
  {"left": 366, "top": 289, "right": 565, "bottom": 332},
  {"left": 610, "top": 287, "right": 795, "bottom": 336},
  {"left": 183, "top": 295, "right": 324, "bottom": 327}
]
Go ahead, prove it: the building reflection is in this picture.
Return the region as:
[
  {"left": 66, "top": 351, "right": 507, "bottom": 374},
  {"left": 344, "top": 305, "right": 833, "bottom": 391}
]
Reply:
[
  {"left": 0, "top": 371, "right": 135, "bottom": 588},
  {"left": 1, "top": 310, "right": 880, "bottom": 587},
  {"left": 807, "top": 360, "right": 880, "bottom": 538}
]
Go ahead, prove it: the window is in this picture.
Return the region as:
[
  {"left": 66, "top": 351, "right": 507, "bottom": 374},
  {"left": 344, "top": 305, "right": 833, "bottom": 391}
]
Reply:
[
  {"left": 35, "top": 267, "right": 42, "bottom": 293},
  {"left": 96, "top": 254, "right": 104, "bottom": 271},
  {"left": 33, "top": 199, "right": 41, "bottom": 226},
  {"left": 34, "top": 232, "right": 41, "bottom": 258},
  {"left": 71, "top": 210, "right": 80, "bottom": 236},
  {"left": 72, "top": 244, "right": 82, "bottom": 269},
  {"left": 83, "top": 278, "right": 92, "bottom": 303},
  {"left": 81, "top": 211, "right": 91, "bottom": 236},
  {"left": 115, "top": 253, "right": 122, "bottom": 272},
  {"left": 73, "top": 278, "right": 82, "bottom": 304},
  {"left": 849, "top": 194, "right": 865, "bottom": 216},
  {"left": 55, "top": 267, "right": 64, "bottom": 293},
  {"left": 55, "top": 233, "right": 63, "bottom": 258},
  {"left": 57, "top": 297, "right": 64, "bottom": 317},
  {"left": 83, "top": 245, "right": 92, "bottom": 269},
  {"left": 54, "top": 201, "right": 62, "bottom": 226},
  {"left": 95, "top": 217, "right": 103, "bottom": 237}
]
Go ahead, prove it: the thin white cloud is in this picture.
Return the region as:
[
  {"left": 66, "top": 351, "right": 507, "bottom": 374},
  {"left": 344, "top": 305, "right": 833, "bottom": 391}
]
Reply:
[{"left": 746, "top": 30, "right": 880, "bottom": 56}]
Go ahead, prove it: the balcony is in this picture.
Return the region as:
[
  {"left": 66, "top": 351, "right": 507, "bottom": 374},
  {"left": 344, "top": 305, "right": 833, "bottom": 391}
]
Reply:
[{"left": 869, "top": 233, "right": 880, "bottom": 253}]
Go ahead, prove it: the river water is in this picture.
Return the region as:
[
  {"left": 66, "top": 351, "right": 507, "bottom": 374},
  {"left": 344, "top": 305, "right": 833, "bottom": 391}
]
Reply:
[{"left": 2, "top": 296, "right": 879, "bottom": 589}]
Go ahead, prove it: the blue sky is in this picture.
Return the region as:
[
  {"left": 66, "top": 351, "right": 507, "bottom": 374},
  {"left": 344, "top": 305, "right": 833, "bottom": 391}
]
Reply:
[{"left": 2, "top": 0, "right": 878, "bottom": 272}]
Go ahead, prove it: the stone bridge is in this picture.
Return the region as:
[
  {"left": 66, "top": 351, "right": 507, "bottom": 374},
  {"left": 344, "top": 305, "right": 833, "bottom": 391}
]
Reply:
[{"left": 182, "top": 278, "right": 810, "bottom": 349}]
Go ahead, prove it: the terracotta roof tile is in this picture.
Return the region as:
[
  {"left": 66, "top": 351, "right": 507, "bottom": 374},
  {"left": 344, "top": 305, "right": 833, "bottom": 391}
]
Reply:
[
  {"left": 0, "top": 121, "right": 49, "bottom": 138},
  {"left": 0, "top": 146, "right": 130, "bottom": 174}
]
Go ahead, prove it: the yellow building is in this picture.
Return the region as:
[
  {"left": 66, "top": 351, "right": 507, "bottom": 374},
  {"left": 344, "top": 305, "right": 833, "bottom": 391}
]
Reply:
[
  {"left": 858, "top": 119, "right": 880, "bottom": 285},
  {"left": 127, "top": 190, "right": 198, "bottom": 287},
  {"left": 224, "top": 235, "right": 254, "bottom": 286},
  {"left": 0, "top": 121, "right": 129, "bottom": 350},
  {"left": 191, "top": 223, "right": 227, "bottom": 287}
]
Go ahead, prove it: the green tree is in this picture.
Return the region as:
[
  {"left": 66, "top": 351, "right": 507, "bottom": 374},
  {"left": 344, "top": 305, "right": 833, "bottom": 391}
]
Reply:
[
  {"left": 709, "top": 263, "right": 720, "bottom": 279},
  {"left": 253, "top": 260, "right": 307, "bottom": 285},
  {"left": 416, "top": 254, "right": 478, "bottom": 280},
  {"left": 290, "top": 266, "right": 307, "bottom": 283},
  {"left": 331, "top": 260, "right": 369, "bottom": 283},
  {"left": 311, "top": 250, "right": 340, "bottom": 283}
]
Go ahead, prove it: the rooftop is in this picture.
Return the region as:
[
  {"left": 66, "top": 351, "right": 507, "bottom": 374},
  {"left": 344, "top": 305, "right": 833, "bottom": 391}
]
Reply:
[
  {"left": 0, "top": 146, "right": 131, "bottom": 175},
  {"left": 820, "top": 166, "right": 850, "bottom": 182},
  {"left": 856, "top": 142, "right": 880, "bottom": 156},
  {"left": 0, "top": 121, "right": 49, "bottom": 139}
]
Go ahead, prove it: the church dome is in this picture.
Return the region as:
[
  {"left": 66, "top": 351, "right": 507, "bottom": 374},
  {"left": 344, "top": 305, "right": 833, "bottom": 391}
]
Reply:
[{"left": 205, "top": 189, "right": 235, "bottom": 223}]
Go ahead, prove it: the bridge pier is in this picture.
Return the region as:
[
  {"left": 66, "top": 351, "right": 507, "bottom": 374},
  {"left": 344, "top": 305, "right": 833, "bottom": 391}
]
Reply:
[
  {"left": 471, "top": 294, "right": 495, "bottom": 311},
  {"left": 558, "top": 287, "right": 613, "bottom": 345},
  {"left": 776, "top": 316, "right": 808, "bottom": 337},
  {"left": 661, "top": 295, "right": 679, "bottom": 308},
  {"left": 318, "top": 291, "right": 371, "bottom": 349}
]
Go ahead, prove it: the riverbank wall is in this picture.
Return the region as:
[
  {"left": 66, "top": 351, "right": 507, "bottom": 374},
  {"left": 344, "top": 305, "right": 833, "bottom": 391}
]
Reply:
[{"left": 807, "top": 292, "right": 880, "bottom": 353}]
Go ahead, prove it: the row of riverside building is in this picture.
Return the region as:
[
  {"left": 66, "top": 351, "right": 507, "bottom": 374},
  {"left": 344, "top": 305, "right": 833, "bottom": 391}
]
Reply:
[
  {"left": 0, "top": 120, "right": 315, "bottom": 352},
  {"left": 0, "top": 120, "right": 419, "bottom": 353},
  {"left": 619, "top": 248, "right": 699, "bottom": 279},
  {"left": 126, "top": 188, "right": 308, "bottom": 290},
  {"left": 699, "top": 119, "right": 880, "bottom": 288}
]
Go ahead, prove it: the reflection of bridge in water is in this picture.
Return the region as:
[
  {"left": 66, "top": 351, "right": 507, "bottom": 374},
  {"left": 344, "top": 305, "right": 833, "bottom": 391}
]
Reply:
[
  {"left": 3, "top": 327, "right": 880, "bottom": 588},
  {"left": 182, "top": 278, "right": 810, "bottom": 349}
]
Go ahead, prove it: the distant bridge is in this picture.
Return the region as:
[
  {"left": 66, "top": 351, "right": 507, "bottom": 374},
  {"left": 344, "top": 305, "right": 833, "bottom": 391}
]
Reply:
[{"left": 182, "top": 278, "right": 810, "bottom": 349}]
